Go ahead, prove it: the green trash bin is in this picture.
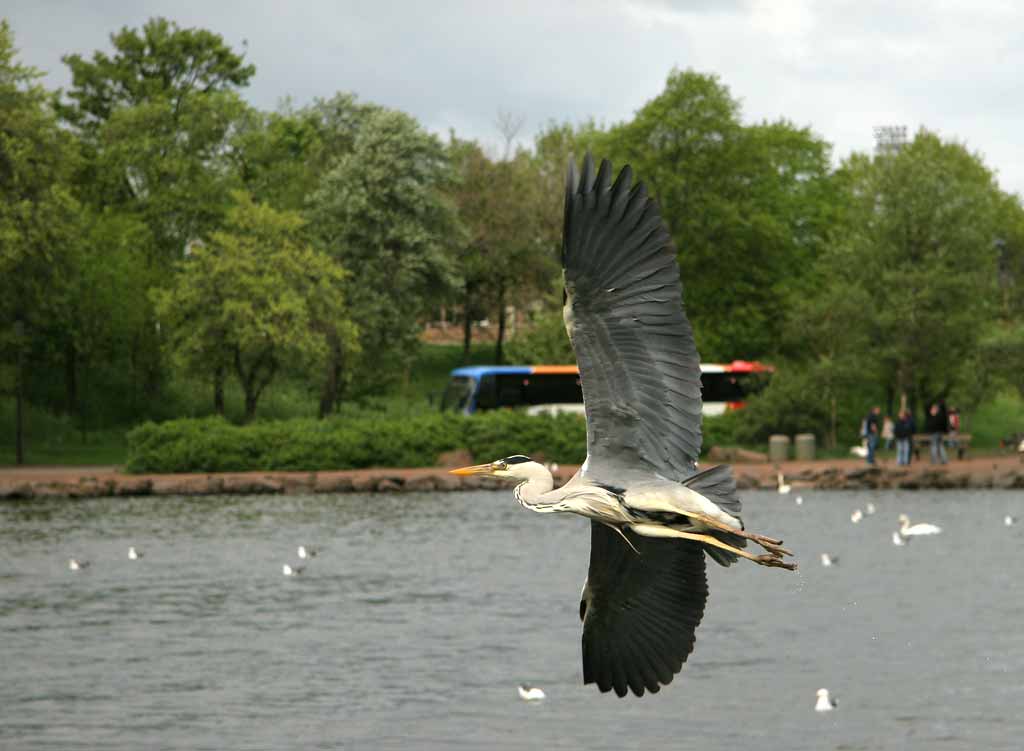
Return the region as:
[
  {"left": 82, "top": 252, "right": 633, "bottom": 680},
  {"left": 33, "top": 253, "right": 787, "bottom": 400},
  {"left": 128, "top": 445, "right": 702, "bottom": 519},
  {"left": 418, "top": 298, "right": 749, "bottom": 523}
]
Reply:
[
  {"left": 794, "top": 433, "right": 816, "bottom": 461},
  {"left": 768, "top": 434, "right": 791, "bottom": 463}
]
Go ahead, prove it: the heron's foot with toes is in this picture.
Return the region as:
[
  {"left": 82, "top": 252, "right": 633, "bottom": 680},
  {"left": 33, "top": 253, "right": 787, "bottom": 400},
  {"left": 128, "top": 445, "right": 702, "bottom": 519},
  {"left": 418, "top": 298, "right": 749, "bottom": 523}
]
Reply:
[{"left": 755, "top": 554, "right": 798, "bottom": 571}]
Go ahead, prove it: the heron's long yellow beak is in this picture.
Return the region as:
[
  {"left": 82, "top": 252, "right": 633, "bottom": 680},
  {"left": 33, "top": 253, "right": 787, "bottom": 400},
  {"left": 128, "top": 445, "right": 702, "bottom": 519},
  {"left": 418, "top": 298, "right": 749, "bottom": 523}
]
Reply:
[{"left": 449, "top": 463, "right": 495, "bottom": 476}]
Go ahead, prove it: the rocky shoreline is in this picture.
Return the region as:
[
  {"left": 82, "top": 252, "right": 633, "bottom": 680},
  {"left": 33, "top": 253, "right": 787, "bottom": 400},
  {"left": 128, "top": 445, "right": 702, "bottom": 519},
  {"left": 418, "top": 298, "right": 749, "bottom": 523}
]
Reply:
[{"left": 1, "top": 456, "right": 1022, "bottom": 500}]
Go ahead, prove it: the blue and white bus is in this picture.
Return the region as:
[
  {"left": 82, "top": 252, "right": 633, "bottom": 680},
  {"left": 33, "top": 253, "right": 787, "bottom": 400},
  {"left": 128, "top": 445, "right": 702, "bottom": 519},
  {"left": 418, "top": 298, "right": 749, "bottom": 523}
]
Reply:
[{"left": 440, "top": 362, "right": 772, "bottom": 417}]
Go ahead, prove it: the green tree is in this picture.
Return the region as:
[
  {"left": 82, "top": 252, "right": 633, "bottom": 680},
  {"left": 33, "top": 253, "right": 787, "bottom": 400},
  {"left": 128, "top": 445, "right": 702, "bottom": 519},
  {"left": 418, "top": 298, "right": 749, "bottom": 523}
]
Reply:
[
  {"left": 57, "top": 17, "right": 255, "bottom": 411},
  {"left": 153, "top": 192, "right": 356, "bottom": 422},
  {"left": 448, "top": 138, "right": 560, "bottom": 363},
  {"left": 230, "top": 103, "right": 328, "bottom": 212},
  {"left": 0, "top": 21, "right": 84, "bottom": 462},
  {"left": 59, "top": 17, "right": 253, "bottom": 133},
  {"left": 778, "top": 130, "right": 1008, "bottom": 440},
  {"left": 834, "top": 132, "right": 1002, "bottom": 412},
  {"left": 602, "top": 69, "right": 834, "bottom": 359},
  {"left": 308, "top": 108, "right": 459, "bottom": 412}
]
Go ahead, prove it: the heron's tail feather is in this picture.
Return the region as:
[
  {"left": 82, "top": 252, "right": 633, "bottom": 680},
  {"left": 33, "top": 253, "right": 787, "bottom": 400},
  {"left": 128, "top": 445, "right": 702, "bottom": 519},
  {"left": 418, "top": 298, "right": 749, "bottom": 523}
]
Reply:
[
  {"left": 703, "top": 545, "right": 739, "bottom": 567},
  {"left": 683, "top": 464, "right": 745, "bottom": 567},
  {"left": 683, "top": 464, "right": 743, "bottom": 516}
]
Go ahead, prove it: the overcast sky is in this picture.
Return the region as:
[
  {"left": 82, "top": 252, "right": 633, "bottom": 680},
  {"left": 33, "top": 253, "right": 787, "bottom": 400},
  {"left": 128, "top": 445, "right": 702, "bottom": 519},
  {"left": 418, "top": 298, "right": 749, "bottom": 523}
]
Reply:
[{"left": 6, "top": 1, "right": 1024, "bottom": 193}]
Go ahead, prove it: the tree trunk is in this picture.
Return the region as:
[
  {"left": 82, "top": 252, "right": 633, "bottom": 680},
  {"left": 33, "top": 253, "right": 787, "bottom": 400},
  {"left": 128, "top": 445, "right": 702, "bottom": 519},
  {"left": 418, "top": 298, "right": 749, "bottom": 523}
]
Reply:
[
  {"left": 494, "top": 280, "right": 507, "bottom": 364},
  {"left": 15, "top": 356, "right": 25, "bottom": 466},
  {"left": 64, "top": 340, "right": 78, "bottom": 417},
  {"left": 828, "top": 394, "right": 837, "bottom": 450},
  {"left": 235, "top": 347, "right": 257, "bottom": 424},
  {"left": 319, "top": 330, "right": 343, "bottom": 419},
  {"left": 213, "top": 365, "right": 225, "bottom": 415},
  {"left": 243, "top": 390, "right": 258, "bottom": 423},
  {"left": 462, "top": 309, "right": 473, "bottom": 364},
  {"left": 461, "top": 280, "right": 474, "bottom": 364}
]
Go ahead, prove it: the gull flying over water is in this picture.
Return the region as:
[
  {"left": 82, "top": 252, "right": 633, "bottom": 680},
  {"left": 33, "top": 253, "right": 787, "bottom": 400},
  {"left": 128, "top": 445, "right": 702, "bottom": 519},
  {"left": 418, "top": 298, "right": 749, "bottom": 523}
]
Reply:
[
  {"left": 68, "top": 558, "right": 90, "bottom": 571},
  {"left": 452, "top": 155, "right": 796, "bottom": 698}
]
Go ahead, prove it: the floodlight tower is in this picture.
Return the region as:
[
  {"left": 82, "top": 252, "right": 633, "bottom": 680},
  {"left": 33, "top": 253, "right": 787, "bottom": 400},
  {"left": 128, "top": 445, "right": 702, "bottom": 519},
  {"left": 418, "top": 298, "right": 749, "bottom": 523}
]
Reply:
[{"left": 873, "top": 125, "right": 908, "bottom": 158}]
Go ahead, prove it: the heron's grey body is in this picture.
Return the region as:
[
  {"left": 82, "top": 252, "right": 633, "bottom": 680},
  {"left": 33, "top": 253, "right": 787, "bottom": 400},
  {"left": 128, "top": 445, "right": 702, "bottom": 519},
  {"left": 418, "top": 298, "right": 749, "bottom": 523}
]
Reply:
[{"left": 452, "top": 154, "right": 794, "bottom": 698}]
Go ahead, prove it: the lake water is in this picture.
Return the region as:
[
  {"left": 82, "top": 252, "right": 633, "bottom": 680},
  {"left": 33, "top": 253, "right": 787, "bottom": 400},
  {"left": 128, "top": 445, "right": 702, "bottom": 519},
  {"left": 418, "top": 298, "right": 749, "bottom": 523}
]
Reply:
[{"left": 1, "top": 488, "right": 1023, "bottom": 750}]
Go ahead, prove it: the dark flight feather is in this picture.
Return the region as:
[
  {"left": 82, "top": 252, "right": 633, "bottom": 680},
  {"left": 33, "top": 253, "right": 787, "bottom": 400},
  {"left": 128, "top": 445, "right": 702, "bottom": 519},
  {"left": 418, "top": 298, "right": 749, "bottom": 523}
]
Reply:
[{"left": 580, "top": 521, "right": 708, "bottom": 697}]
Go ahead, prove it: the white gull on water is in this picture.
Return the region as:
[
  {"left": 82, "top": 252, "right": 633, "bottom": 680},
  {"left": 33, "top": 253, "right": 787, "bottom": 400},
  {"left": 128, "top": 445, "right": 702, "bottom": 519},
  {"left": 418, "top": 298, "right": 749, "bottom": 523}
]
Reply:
[
  {"left": 518, "top": 685, "right": 546, "bottom": 701},
  {"left": 815, "top": 688, "right": 836, "bottom": 712}
]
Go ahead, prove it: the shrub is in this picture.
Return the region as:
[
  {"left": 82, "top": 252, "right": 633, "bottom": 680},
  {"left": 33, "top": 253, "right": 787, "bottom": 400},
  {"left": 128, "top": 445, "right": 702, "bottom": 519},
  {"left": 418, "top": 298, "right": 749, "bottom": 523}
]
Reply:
[{"left": 125, "top": 410, "right": 589, "bottom": 473}]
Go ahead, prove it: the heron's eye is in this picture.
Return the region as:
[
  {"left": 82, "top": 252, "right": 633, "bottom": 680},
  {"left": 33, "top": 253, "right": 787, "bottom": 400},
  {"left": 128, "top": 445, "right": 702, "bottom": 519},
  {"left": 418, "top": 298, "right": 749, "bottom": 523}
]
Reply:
[{"left": 494, "top": 461, "right": 508, "bottom": 471}]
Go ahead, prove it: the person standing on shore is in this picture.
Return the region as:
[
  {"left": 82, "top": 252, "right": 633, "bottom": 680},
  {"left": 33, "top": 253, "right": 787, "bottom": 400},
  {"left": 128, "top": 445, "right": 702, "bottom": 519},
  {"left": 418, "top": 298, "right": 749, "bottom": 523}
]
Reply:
[
  {"left": 864, "top": 406, "right": 882, "bottom": 465},
  {"left": 925, "top": 402, "right": 948, "bottom": 464},
  {"left": 894, "top": 409, "right": 915, "bottom": 466},
  {"left": 881, "top": 415, "right": 895, "bottom": 450},
  {"left": 947, "top": 406, "right": 961, "bottom": 458}
]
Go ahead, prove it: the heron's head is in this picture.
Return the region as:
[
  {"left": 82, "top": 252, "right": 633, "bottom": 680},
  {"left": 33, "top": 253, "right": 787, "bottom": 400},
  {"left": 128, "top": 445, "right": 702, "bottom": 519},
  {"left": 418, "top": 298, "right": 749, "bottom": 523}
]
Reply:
[
  {"left": 898, "top": 513, "right": 910, "bottom": 525},
  {"left": 449, "top": 454, "right": 540, "bottom": 479}
]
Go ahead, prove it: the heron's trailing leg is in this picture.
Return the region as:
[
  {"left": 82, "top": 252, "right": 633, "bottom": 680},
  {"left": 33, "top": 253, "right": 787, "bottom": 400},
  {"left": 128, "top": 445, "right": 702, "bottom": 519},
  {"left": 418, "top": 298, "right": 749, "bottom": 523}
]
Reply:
[
  {"left": 682, "top": 511, "right": 793, "bottom": 557},
  {"left": 630, "top": 524, "right": 797, "bottom": 570}
]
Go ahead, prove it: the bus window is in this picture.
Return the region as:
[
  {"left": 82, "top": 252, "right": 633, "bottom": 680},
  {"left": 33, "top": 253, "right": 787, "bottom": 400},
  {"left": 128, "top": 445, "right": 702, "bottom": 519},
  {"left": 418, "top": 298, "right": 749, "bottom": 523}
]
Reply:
[
  {"left": 519, "top": 374, "right": 583, "bottom": 405},
  {"left": 700, "top": 373, "right": 747, "bottom": 403},
  {"left": 482, "top": 373, "right": 583, "bottom": 409},
  {"left": 440, "top": 376, "right": 476, "bottom": 412},
  {"left": 701, "top": 371, "right": 770, "bottom": 404}
]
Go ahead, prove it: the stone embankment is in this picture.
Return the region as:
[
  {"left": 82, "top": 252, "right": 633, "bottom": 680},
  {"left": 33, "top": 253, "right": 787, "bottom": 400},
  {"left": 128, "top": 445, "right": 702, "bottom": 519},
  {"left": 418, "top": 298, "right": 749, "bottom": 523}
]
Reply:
[{"left": 1, "top": 455, "right": 1022, "bottom": 500}]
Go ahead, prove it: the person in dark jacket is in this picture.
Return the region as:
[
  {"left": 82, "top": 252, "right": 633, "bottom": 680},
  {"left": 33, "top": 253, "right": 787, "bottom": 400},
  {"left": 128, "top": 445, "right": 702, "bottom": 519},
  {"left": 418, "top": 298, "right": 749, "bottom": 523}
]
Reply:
[
  {"left": 893, "top": 409, "right": 916, "bottom": 465},
  {"left": 925, "top": 402, "right": 948, "bottom": 464},
  {"left": 864, "top": 406, "right": 882, "bottom": 465}
]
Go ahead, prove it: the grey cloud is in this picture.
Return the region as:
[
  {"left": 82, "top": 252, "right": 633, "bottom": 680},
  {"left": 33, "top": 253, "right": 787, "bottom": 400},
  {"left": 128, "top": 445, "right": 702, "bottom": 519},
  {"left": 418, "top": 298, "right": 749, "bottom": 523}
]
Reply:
[{"left": 6, "top": 0, "right": 1024, "bottom": 193}]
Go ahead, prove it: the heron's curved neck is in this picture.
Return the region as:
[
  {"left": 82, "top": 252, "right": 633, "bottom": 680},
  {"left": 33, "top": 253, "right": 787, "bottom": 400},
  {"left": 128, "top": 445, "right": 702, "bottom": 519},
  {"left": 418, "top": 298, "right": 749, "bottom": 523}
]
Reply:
[{"left": 513, "top": 463, "right": 555, "bottom": 509}]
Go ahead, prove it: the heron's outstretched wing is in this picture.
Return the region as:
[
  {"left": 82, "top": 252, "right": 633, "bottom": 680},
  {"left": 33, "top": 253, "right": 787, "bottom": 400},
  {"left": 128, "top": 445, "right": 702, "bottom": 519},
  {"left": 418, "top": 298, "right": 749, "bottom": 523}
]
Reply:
[
  {"left": 562, "top": 155, "right": 702, "bottom": 484},
  {"left": 580, "top": 521, "right": 708, "bottom": 697}
]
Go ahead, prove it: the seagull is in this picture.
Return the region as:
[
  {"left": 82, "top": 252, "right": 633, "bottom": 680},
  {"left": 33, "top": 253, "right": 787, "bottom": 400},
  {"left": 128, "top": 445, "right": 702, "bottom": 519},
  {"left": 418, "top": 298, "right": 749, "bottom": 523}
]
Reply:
[
  {"left": 820, "top": 553, "right": 838, "bottom": 567},
  {"left": 1005, "top": 515, "right": 1016, "bottom": 527},
  {"left": 518, "top": 684, "right": 546, "bottom": 701},
  {"left": 865, "top": 502, "right": 876, "bottom": 516},
  {"left": 898, "top": 514, "right": 941, "bottom": 538},
  {"left": 68, "top": 558, "right": 90, "bottom": 571},
  {"left": 128, "top": 546, "right": 143, "bottom": 560},
  {"left": 282, "top": 564, "right": 305, "bottom": 576},
  {"left": 892, "top": 531, "right": 906, "bottom": 546},
  {"left": 777, "top": 472, "right": 791, "bottom": 494},
  {"left": 850, "top": 509, "right": 864, "bottom": 524},
  {"left": 794, "top": 495, "right": 804, "bottom": 506},
  {"left": 815, "top": 688, "right": 837, "bottom": 712},
  {"left": 297, "top": 545, "right": 318, "bottom": 559}
]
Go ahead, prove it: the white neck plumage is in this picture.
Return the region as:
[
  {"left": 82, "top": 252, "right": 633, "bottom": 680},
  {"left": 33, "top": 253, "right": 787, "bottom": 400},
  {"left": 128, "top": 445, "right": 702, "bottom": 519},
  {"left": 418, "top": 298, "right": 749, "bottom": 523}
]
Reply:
[{"left": 512, "top": 462, "right": 556, "bottom": 510}]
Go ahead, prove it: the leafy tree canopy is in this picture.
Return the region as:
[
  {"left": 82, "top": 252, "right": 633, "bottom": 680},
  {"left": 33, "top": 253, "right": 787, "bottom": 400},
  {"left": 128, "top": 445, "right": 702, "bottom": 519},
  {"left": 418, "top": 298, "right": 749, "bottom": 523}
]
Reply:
[
  {"left": 59, "top": 17, "right": 254, "bottom": 131},
  {"left": 602, "top": 69, "right": 834, "bottom": 359},
  {"left": 308, "top": 107, "right": 460, "bottom": 396},
  {"left": 153, "top": 192, "right": 356, "bottom": 422}
]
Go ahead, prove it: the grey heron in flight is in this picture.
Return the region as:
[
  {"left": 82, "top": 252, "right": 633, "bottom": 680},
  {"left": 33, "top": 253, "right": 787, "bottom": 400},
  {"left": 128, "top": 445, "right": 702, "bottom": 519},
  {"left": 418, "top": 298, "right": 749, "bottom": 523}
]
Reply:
[{"left": 451, "top": 154, "right": 796, "bottom": 698}]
